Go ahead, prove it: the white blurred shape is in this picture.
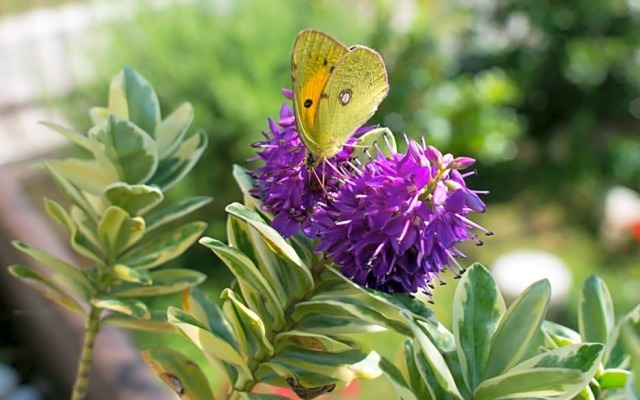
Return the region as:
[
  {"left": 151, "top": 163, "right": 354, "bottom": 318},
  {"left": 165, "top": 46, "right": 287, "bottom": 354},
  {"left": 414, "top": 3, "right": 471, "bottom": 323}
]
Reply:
[
  {"left": 600, "top": 185, "right": 640, "bottom": 250},
  {"left": 492, "top": 250, "right": 572, "bottom": 310}
]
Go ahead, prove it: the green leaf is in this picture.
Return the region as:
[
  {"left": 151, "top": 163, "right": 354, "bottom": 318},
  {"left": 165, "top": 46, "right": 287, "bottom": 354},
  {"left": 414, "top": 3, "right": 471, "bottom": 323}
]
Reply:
[
  {"left": 92, "top": 296, "right": 150, "bottom": 319},
  {"left": 146, "top": 196, "right": 212, "bottom": 233},
  {"left": 273, "top": 331, "right": 354, "bottom": 353},
  {"left": 89, "top": 115, "right": 159, "bottom": 184},
  {"left": 183, "top": 288, "right": 239, "bottom": 351},
  {"left": 222, "top": 289, "right": 274, "bottom": 361},
  {"left": 41, "top": 165, "right": 98, "bottom": 219},
  {"left": 379, "top": 357, "right": 420, "bottom": 400},
  {"left": 295, "top": 313, "right": 385, "bottom": 335},
  {"left": 70, "top": 206, "right": 102, "bottom": 252},
  {"left": 97, "top": 206, "right": 146, "bottom": 258},
  {"left": 401, "top": 341, "right": 433, "bottom": 400},
  {"left": 103, "top": 310, "right": 176, "bottom": 333},
  {"left": 40, "top": 121, "right": 91, "bottom": 151},
  {"left": 474, "top": 368, "right": 584, "bottom": 400},
  {"left": 43, "top": 159, "right": 115, "bottom": 196},
  {"left": 351, "top": 127, "right": 397, "bottom": 160},
  {"left": 225, "top": 203, "right": 314, "bottom": 299},
  {"left": 12, "top": 240, "right": 94, "bottom": 297},
  {"left": 408, "top": 316, "right": 462, "bottom": 399},
  {"left": 608, "top": 304, "right": 640, "bottom": 368},
  {"left": 168, "top": 306, "right": 251, "bottom": 377},
  {"left": 103, "top": 183, "right": 164, "bottom": 216},
  {"left": 199, "top": 237, "right": 284, "bottom": 328},
  {"left": 109, "top": 67, "right": 161, "bottom": 136},
  {"left": 44, "top": 198, "right": 101, "bottom": 262},
  {"left": 232, "top": 165, "right": 262, "bottom": 208},
  {"left": 452, "top": 264, "right": 506, "bottom": 392},
  {"left": 141, "top": 347, "right": 216, "bottom": 400},
  {"left": 149, "top": 130, "right": 208, "bottom": 190},
  {"left": 483, "top": 279, "right": 551, "bottom": 380},
  {"left": 120, "top": 221, "right": 207, "bottom": 269},
  {"left": 512, "top": 342, "right": 604, "bottom": 373},
  {"left": 156, "top": 102, "right": 194, "bottom": 158},
  {"left": 89, "top": 106, "right": 110, "bottom": 125},
  {"left": 111, "top": 268, "right": 206, "bottom": 297},
  {"left": 598, "top": 369, "right": 630, "bottom": 389},
  {"left": 622, "top": 320, "right": 640, "bottom": 396},
  {"left": 8, "top": 265, "right": 85, "bottom": 315},
  {"left": 579, "top": 275, "right": 615, "bottom": 346},
  {"left": 112, "top": 263, "right": 152, "bottom": 285}
]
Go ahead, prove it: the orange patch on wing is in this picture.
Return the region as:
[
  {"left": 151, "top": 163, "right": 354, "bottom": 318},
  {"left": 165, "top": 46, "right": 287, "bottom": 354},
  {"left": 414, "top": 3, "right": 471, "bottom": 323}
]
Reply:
[{"left": 299, "top": 67, "right": 331, "bottom": 134}]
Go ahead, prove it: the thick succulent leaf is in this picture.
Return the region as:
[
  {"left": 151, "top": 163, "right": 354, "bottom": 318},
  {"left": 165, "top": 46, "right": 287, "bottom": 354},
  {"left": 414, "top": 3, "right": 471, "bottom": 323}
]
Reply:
[
  {"left": 149, "top": 130, "right": 208, "bottom": 190},
  {"left": 110, "top": 268, "right": 206, "bottom": 297},
  {"left": 141, "top": 347, "right": 215, "bottom": 400},
  {"left": 8, "top": 265, "right": 85, "bottom": 315},
  {"left": 400, "top": 340, "right": 433, "bottom": 400},
  {"left": 156, "top": 102, "right": 194, "bottom": 158},
  {"left": 168, "top": 306, "right": 251, "bottom": 377},
  {"left": 108, "top": 67, "right": 161, "bottom": 136},
  {"left": 92, "top": 296, "right": 150, "bottom": 319},
  {"left": 351, "top": 127, "right": 397, "bottom": 160},
  {"left": 483, "top": 279, "right": 551, "bottom": 380},
  {"left": 40, "top": 121, "right": 91, "bottom": 151},
  {"left": 199, "top": 237, "right": 284, "bottom": 327},
  {"left": 103, "top": 309, "right": 176, "bottom": 333},
  {"left": 232, "top": 165, "right": 264, "bottom": 211},
  {"left": 598, "top": 369, "right": 630, "bottom": 389},
  {"left": 89, "top": 106, "right": 110, "bottom": 125},
  {"left": 408, "top": 316, "right": 462, "bottom": 399},
  {"left": 226, "top": 203, "right": 314, "bottom": 299},
  {"left": 322, "top": 266, "right": 437, "bottom": 326},
  {"left": 97, "top": 206, "right": 145, "bottom": 258},
  {"left": 579, "top": 275, "right": 615, "bottom": 346},
  {"left": 543, "top": 320, "right": 582, "bottom": 346},
  {"left": 120, "top": 221, "right": 207, "bottom": 269},
  {"left": 103, "top": 183, "right": 164, "bottom": 216},
  {"left": 608, "top": 304, "right": 640, "bottom": 369},
  {"left": 183, "top": 288, "right": 239, "bottom": 350},
  {"left": 293, "top": 296, "right": 410, "bottom": 336},
  {"left": 89, "top": 115, "right": 159, "bottom": 184},
  {"left": 44, "top": 198, "right": 101, "bottom": 262},
  {"left": 622, "top": 320, "right": 640, "bottom": 396},
  {"left": 295, "top": 313, "right": 385, "bottom": 335},
  {"left": 267, "top": 347, "right": 381, "bottom": 384},
  {"left": 70, "top": 206, "right": 102, "bottom": 251},
  {"left": 273, "top": 331, "right": 354, "bottom": 353},
  {"left": 474, "top": 368, "right": 584, "bottom": 400},
  {"left": 112, "top": 263, "right": 152, "bottom": 285},
  {"left": 221, "top": 289, "right": 274, "bottom": 360},
  {"left": 452, "top": 263, "right": 506, "bottom": 393},
  {"left": 145, "top": 196, "right": 212, "bottom": 233},
  {"left": 41, "top": 165, "right": 98, "bottom": 218},
  {"left": 12, "top": 240, "right": 93, "bottom": 297},
  {"left": 512, "top": 342, "right": 604, "bottom": 373},
  {"left": 43, "top": 159, "right": 114, "bottom": 196},
  {"left": 378, "top": 357, "right": 420, "bottom": 400}
]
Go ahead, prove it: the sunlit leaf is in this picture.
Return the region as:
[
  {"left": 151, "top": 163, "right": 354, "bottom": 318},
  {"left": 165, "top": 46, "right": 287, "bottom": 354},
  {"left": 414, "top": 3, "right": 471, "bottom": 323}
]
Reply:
[
  {"left": 40, "top": 121, "right": 91, "bottom": 151},
  {"left": 149, "top": 130, "right": 208, "bottom": 190},
  {"left": 111, "top": 268, "right": 205, "bottom": 297},
  {"left": 43, "top": 159, "right": 114, "bottom": 196},
  {"left": 145, "top": 196, "right": 212, "bottom": 233},
  {"left": 222, "top": 289, "right": 274, "bottom": 361},
  {"left": 97, "top": 206, "right": 146, "bottom": 258},
  {"left": 579, "top": 275, "right": 615, "bottom": 346},
  {"left": 103, "top": 183, "right": 164, "bottom": 216},
  {"left": 156, "top": 102, "right": 194, "bottom": 158},
  {"left": 141, "top": 347, "right": 216, "bottom": 400},
  {"left": 92, "top": 296, "right": 150, "bottom": 319},
  {"left": 109, "top": 67, "right": 161, "bottom": 136},
  {"left": 8, "top": 265, "right": 85, "bottom": 315},
  {"left": 104, "top": 310, "right": 176, "bottom": 332},
  {"left": 44, "top": 198, "right": 101, "bottom": 262}
]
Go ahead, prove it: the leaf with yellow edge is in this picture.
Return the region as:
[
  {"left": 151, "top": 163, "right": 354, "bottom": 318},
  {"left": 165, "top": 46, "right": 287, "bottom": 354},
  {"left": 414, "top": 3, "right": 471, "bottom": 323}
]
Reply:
[
  {"left": 97, "top": 206, "right": 145, "bottom": 258},
  {"left": 141, "top": 347, "right": 216, "bottom": 400}
]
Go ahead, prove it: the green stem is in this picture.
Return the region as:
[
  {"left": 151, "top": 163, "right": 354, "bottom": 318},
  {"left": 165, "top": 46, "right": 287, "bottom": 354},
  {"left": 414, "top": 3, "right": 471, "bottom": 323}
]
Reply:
[{"left": 70, "top": 306, "right": 101, "bottom": 400}]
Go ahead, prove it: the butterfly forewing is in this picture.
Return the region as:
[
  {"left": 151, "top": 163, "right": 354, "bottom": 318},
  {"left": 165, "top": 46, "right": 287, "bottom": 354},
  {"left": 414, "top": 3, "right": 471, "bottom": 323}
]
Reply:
[{"left": 291, "top": 30, "right": 348, "bottom": 156}]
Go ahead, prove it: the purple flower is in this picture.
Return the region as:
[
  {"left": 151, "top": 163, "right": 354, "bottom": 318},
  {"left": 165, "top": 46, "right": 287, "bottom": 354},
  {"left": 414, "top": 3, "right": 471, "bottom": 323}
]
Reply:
[
  {"left": 312, "top": 138, "right": 491, "bottom": 297},
  {"left": 249, "top": 91, "right": 365, "bottom": 238}
]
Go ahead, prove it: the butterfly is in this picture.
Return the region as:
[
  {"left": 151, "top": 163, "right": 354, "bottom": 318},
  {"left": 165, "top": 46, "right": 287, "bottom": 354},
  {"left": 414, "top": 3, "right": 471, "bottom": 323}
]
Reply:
[{"left": 291, "top": 29, "right": 389, "bottom": 166}]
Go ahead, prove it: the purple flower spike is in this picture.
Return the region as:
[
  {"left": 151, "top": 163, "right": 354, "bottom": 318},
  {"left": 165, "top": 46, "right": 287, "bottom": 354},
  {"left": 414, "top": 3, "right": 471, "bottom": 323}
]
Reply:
[
  {"left": 312, "top": 138, "right": 490, "bottom": 297},
  {"left": 249, "top": 100, "right": 366, "bottom": 238}
]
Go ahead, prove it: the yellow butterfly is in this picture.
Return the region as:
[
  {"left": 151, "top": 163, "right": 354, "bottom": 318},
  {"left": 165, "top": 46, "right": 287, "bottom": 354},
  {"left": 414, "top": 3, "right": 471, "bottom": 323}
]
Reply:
[{"left": 291, "top": 29, "right": 389, "bottom": 166}]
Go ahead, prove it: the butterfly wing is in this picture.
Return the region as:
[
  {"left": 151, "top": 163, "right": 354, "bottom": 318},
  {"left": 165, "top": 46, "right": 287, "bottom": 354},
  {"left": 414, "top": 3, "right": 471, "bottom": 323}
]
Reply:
[
  {"left": 314, "top": 45, "right": 389, "bottom": 159},
  {"left": 291, "top": 29, "right": 349, "bottom": 158}
]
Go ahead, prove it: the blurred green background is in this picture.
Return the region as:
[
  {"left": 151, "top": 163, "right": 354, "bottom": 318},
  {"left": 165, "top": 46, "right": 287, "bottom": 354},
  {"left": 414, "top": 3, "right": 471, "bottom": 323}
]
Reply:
[{"left": 5, "top": 0, "right": 640, "bottom": 397}]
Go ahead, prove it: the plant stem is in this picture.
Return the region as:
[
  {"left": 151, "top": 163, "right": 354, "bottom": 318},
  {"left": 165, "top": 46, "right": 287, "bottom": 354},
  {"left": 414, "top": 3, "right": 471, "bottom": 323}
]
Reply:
[{"left": 70, "top": 306, "right": 101, "bottom": 400}]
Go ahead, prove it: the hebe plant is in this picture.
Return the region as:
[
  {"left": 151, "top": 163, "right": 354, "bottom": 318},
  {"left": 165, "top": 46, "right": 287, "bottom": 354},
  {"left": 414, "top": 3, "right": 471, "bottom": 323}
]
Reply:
[{"left": 8, "top": 68, "right": 211, "bottom": 400}]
